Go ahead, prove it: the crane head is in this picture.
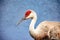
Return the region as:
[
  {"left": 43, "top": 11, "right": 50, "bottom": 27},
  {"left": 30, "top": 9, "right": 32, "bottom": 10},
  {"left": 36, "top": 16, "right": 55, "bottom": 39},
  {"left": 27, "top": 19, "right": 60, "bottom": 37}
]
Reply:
[
  {"left": 17, "top": 9, "right": 37, "bottom": 25},
  {"left": 25, "top": 9, "right": 34, "bottom": 19}
]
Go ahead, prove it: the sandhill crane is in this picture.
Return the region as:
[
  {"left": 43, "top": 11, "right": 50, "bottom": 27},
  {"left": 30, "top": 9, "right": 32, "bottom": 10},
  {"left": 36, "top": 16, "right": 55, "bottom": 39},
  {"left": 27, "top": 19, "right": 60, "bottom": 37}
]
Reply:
[{"left": 17, "top": 9, "right": 60, "bottom": 40}]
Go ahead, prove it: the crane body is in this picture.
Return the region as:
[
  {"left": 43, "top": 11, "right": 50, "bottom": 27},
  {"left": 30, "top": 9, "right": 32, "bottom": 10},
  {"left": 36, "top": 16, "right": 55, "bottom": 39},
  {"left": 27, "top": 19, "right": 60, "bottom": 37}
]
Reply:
[{"left": 17, "top": 9, "right": 60, "bottom": 40}]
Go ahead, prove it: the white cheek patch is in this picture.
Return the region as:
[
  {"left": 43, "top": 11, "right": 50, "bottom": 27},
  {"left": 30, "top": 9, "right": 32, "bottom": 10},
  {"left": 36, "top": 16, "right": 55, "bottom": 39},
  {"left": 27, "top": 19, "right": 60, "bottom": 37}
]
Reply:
[{"left": 26, "top": 13, "right": 33, "bottom": 18}]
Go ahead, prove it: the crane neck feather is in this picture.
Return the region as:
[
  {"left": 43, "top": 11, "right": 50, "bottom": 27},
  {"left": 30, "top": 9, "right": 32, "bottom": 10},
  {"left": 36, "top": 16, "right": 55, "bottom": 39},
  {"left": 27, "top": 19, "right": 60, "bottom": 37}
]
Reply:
[{"left": 29, "top": 13, "right": 37, "bottom": 37}]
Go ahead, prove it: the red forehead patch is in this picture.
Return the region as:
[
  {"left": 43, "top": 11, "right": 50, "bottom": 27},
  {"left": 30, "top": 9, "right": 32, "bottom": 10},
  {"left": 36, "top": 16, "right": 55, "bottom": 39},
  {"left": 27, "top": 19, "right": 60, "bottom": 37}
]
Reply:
[{"left": 25, "top": 10, "right": 31, "bottom": 17}]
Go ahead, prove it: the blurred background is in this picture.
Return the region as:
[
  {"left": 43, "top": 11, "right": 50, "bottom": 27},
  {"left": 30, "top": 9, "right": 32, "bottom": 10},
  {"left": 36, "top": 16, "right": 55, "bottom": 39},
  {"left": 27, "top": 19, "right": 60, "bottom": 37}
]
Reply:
[{"left": 0, "top": 0, "right": 60, "bottom": 40}]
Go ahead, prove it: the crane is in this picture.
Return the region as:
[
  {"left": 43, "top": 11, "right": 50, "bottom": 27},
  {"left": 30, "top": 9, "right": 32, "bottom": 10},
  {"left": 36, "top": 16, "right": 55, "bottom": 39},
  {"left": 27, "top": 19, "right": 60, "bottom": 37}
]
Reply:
[{"left": 17, "top": 9, "right": 60, "bottom": 40}]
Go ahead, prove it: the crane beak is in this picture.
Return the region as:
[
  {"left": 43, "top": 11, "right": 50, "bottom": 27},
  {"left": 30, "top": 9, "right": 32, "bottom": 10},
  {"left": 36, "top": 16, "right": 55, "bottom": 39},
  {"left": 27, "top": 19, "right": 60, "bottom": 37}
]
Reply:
[{"left": 16, "top": 17, "right": 26, "bottom": 25}]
